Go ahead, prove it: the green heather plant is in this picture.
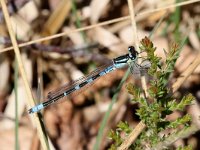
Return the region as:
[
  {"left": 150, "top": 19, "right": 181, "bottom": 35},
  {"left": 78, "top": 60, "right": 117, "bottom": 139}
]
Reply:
[{"left": 109, "top": 37, "right": 194, "bottom": 149}]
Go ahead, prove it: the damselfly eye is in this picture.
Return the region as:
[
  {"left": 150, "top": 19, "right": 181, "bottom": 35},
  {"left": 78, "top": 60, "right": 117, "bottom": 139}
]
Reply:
[
  {"left": 128, "top": 46, "right": 135, "bottom": 52},
  {"left": 128, "top": 46, "right": 138, "bottom": 59}
]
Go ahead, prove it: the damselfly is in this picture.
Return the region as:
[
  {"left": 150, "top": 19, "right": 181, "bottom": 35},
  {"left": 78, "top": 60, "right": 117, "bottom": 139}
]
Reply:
[{"left": 28, "top": 46, "right": 145, "bottom": 114}]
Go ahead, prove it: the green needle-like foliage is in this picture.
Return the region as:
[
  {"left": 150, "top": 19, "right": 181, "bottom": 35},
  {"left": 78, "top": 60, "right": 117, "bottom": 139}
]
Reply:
[{"left": 109, "top": 37, "right": 194, "bottom": 149}]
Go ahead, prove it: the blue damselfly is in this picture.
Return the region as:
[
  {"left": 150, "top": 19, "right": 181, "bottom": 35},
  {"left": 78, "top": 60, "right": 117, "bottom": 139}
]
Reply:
[{"left": 29, "top": 46, "right": 145, "bottom": 114}]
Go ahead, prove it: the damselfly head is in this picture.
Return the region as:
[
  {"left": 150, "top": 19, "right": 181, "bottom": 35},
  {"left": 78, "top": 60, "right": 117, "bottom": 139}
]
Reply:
[{"left": 128, "top": 46, "right": 138, "bottom": 60}]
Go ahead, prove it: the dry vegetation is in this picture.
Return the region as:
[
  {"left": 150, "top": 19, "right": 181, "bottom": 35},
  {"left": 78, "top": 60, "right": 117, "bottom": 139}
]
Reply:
[{"left": 0, "top": 0, "right": 200, "bottom": 150}]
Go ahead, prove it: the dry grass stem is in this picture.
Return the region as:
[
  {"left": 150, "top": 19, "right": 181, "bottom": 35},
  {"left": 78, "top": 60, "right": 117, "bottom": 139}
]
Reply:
[
  {"left": 0, "top": 16, "right": 130, "bottom": 53},
  {"left": 0, "top": 0, "right": 48, "bottom": 149},
  {"left": 127, "top": 0, "right": 139, "bottom": 50},
  {"left": 118, "top": 121, "right": 146, "bottom": 150},
  {"left": 117, "top": 1, "right": 148, "bottom": 149}
]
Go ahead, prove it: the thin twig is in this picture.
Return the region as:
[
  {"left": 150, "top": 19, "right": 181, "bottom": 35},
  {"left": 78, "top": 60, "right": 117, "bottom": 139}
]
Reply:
[
  {"left": 127, "top": 0, "right": 139, "bottom": 50},
  {"left": 0, "top": 0, "right": 48, "bottom": 150},
  {"left": 0, "top": 0, "right": 199, "bottom": 53},
  {"left": 0, "top": 16, "right": 130, "bottom": 53},
  {"left": 117, "top": 1, "right": 147, "bottom": 150},
  {"left": 117, "top": 121, "right": 146, "bottom": 150}
]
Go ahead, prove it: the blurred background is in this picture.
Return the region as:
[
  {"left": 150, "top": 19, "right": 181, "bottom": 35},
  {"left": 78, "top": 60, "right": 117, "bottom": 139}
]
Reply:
[{"left": 0, "top": 0, "right": 200, "bottom": 149}]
